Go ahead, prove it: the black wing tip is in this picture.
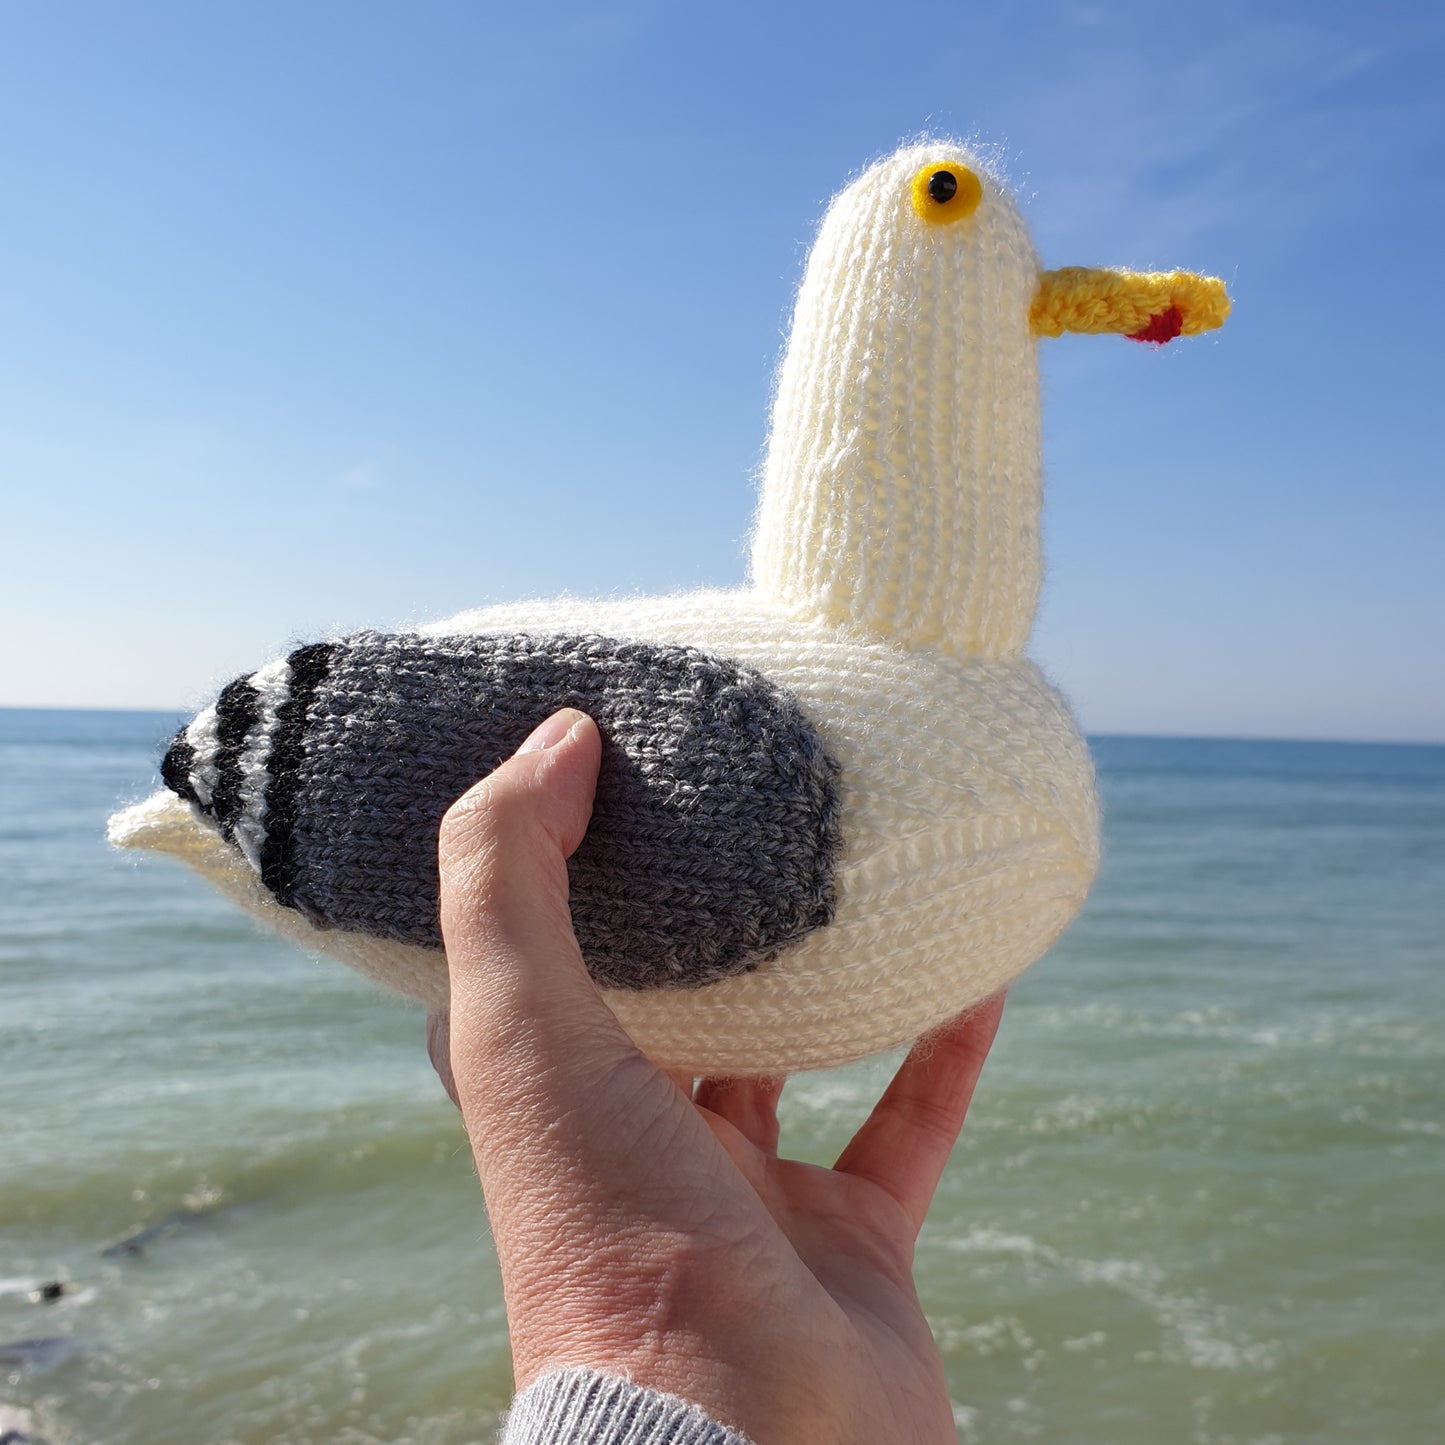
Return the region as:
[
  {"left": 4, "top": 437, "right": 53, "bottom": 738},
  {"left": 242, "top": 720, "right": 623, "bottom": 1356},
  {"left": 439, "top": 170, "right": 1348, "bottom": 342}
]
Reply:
[
  {"left": 159, "top": 732, "right": 198, "bottom": 806},
  {"left": 257, "top": 641, "right": 340, "bottom": 906}
]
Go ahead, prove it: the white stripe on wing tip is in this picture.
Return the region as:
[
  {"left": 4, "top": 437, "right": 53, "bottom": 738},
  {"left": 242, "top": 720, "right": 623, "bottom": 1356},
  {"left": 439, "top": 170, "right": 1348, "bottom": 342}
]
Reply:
[
  {"left": 185, "top": 704, "right": 221, "bottom": 809},
  {"left": 231, "top": 658, "right": 293, "bottom": 874}
]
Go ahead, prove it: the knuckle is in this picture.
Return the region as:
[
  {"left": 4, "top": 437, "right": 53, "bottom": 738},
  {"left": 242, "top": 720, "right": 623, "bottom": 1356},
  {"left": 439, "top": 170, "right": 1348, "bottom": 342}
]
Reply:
[
  {"left": 440, "top": 777, "right": 498, "bottom": 843},
  {"left": 440, "top": 776, "right": 538, "bottom": 860}
]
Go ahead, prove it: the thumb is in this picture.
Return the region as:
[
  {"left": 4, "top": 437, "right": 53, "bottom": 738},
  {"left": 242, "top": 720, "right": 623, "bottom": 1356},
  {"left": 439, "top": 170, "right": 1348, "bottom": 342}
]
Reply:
[{"left": 438, "top": 708, "right": 632, "bottom": 1120}]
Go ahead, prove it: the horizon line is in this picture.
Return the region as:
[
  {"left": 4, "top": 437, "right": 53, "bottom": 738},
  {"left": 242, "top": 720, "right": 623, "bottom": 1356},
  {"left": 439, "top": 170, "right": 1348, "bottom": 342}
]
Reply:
[{"left": 1, "top": 703, "right": 1441, "bottom": 751}]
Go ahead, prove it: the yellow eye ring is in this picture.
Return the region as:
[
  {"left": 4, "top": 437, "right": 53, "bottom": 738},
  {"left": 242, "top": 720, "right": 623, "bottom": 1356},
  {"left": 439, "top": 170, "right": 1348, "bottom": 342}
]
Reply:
[{"left": 910, "top": 163, "right": 983, "bottom": 224}]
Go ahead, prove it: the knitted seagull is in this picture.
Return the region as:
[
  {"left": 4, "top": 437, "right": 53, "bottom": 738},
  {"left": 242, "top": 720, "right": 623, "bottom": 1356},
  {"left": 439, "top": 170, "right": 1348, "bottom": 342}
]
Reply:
[{"left": 110, "top": 141, "right": 1229, "bottom": 1075}]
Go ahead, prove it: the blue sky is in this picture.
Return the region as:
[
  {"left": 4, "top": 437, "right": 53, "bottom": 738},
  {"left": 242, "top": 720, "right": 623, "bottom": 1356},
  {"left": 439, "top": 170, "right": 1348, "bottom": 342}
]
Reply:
[{"left": 3, "top": 1, "right": 1442, "bottom": 741}]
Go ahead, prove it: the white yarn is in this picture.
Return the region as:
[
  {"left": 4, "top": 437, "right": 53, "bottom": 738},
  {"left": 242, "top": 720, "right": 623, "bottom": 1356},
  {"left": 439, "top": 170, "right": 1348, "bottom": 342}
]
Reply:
[
  {"left": 753, "top": 143, "right": 1044, "bottom": 661},
  {"left": 110, "top": 141, "right": 1102, "bottom": 1075}
]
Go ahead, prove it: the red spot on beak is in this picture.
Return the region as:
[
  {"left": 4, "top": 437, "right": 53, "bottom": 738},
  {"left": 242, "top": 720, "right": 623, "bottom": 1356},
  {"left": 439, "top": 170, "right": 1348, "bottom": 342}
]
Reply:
[{"left": 1129, "top": 304, "right": 1184, "bottom": 345}]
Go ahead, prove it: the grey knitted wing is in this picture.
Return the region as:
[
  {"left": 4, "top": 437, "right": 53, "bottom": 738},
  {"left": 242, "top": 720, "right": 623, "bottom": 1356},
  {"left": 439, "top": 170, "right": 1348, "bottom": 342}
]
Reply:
[{"left": 160, "top": 632, "right": 842, "bottom": 990}]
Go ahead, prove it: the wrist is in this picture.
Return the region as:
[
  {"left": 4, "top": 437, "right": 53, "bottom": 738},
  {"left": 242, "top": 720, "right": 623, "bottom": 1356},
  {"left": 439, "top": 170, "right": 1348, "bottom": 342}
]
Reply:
[{"left": 502, "top": 1368, "right": 756, "bottom": 1445}]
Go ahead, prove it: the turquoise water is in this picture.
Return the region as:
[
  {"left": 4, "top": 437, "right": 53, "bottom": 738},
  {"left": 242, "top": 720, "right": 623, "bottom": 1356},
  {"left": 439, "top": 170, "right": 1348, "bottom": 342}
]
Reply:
[{"left": 2, "top": 710, "right": 1443, "bottom": 1443}]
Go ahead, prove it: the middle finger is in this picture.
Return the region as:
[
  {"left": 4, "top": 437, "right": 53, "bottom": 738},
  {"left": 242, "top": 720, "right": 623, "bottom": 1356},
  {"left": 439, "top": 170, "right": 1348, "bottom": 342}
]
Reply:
[{"left": 694, "top": 1075, "right": 785, "bottom": 1155}]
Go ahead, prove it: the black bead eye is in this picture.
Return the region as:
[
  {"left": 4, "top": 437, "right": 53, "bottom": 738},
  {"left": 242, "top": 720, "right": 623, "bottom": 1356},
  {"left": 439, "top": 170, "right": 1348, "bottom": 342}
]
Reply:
[
  {"left": 927, "top": 170, "right": 958, "bottom": 204},
  {"left": 910, "top": 161, "right": 983, "bottom": 224}
]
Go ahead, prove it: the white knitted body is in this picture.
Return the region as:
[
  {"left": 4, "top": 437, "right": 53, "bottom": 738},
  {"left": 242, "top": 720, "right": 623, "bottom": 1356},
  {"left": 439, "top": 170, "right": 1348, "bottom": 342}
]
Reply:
[
  {"left": 113, "top": 590, "right": 1097, "bottom": 1073},
  {"left": 110, "top": 142, "right": 1104, "bottom": 1075}
]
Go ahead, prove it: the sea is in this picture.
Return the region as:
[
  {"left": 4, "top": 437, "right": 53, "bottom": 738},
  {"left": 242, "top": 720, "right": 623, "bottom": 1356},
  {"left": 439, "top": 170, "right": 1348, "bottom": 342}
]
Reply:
[{"left": 2, "top": 708, "right": 1442, "bottom": 1445}]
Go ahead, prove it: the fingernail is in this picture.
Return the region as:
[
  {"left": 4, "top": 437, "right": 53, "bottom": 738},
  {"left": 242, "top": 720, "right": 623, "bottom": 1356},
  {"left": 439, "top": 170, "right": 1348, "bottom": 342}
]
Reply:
[{"left": 517, "top": 709, "right": 579, "bottom": 754}]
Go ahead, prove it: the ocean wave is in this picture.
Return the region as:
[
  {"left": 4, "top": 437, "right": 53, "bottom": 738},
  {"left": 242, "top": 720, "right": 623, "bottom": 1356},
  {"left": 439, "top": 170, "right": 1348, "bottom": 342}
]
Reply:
[
  {"left": 942, "top": 1226, "right": 1280, "bottom": 1374},
  {"left": 1023, "top": 999, "right": 1440, "bottom": 1057}
]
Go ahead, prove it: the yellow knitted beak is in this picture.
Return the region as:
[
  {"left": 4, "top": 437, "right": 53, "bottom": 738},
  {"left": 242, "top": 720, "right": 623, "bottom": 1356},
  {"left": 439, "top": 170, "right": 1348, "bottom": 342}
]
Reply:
[{"left": 1030, "top": 267, "right": 1230, "bottom": 344}]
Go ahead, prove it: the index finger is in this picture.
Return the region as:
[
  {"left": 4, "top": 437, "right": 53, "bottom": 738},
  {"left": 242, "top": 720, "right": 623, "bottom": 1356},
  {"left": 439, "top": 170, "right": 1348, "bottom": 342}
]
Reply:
[{"left": 832, "top": 992, "right": 1005, "bottom": 1236}]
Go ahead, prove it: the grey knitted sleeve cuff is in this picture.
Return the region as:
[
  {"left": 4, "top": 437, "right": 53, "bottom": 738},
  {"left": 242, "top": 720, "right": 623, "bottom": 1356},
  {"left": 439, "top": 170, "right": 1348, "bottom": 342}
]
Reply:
[{"left": 498, "top": 1368, "right": 755, "bottom": 1445}]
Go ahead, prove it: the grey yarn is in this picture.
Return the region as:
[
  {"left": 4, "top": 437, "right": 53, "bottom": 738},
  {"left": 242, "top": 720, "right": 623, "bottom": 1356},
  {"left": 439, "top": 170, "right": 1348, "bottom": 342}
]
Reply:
[
  {"left": 163, "top": 632, "right": 842, "bottom": 990},
  {"left": 499, "top": 1369, "right": 755, "bottom": 1445}
]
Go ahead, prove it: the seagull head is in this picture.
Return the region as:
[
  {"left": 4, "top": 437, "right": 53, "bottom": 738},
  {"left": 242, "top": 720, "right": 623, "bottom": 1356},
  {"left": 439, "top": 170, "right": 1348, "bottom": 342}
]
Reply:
[{"left": 753, "top": 141, "right": 1229, "bottom": 658}]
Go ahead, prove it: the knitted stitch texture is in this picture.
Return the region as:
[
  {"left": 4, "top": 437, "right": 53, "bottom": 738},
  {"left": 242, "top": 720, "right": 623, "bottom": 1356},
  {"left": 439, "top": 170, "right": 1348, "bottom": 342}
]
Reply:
[
  {"left": 499, "top": 1370, "right": 753, "bottom": 1445},
  {"left": 752, "top": 146, "right": 1046, "bottom": 660},
  {"left": 110, "top": 140, "right": 1228, "bottom": 1074},
  {"left": 159, "top": 631, "right": 841, "bottom": 990},
  {"left": 115, "top": 588, "right": 1098, "bottom": 1072}
]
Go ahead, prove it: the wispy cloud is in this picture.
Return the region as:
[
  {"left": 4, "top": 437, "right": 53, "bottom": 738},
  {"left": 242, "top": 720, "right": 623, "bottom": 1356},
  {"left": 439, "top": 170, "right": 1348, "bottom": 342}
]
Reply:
[
  {"left": 991, "top": 3, "right": 1444, "bottom": 263},
  {"left": 334, "top": 458, "right": 388, "bottom": 491}
]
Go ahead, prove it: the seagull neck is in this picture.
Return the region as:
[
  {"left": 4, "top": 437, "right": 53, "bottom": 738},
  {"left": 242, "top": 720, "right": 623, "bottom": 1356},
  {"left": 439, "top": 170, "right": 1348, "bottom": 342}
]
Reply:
[{"left": 750, "top": 351, "right": 1045, "bottom": 662}]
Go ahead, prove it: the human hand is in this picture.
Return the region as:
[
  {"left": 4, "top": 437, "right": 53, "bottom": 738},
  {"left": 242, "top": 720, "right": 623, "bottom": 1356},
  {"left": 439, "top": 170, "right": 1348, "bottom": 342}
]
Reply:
[{"left": 428, "top": 708, "right": 1004, "bottom": 1445}]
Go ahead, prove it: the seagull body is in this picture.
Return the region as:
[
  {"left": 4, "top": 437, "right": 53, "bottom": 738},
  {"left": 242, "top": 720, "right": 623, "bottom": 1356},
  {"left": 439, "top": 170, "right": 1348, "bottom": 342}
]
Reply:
[{"left": 110, "top": 142, "right": 1229, "bottom": 1075}]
